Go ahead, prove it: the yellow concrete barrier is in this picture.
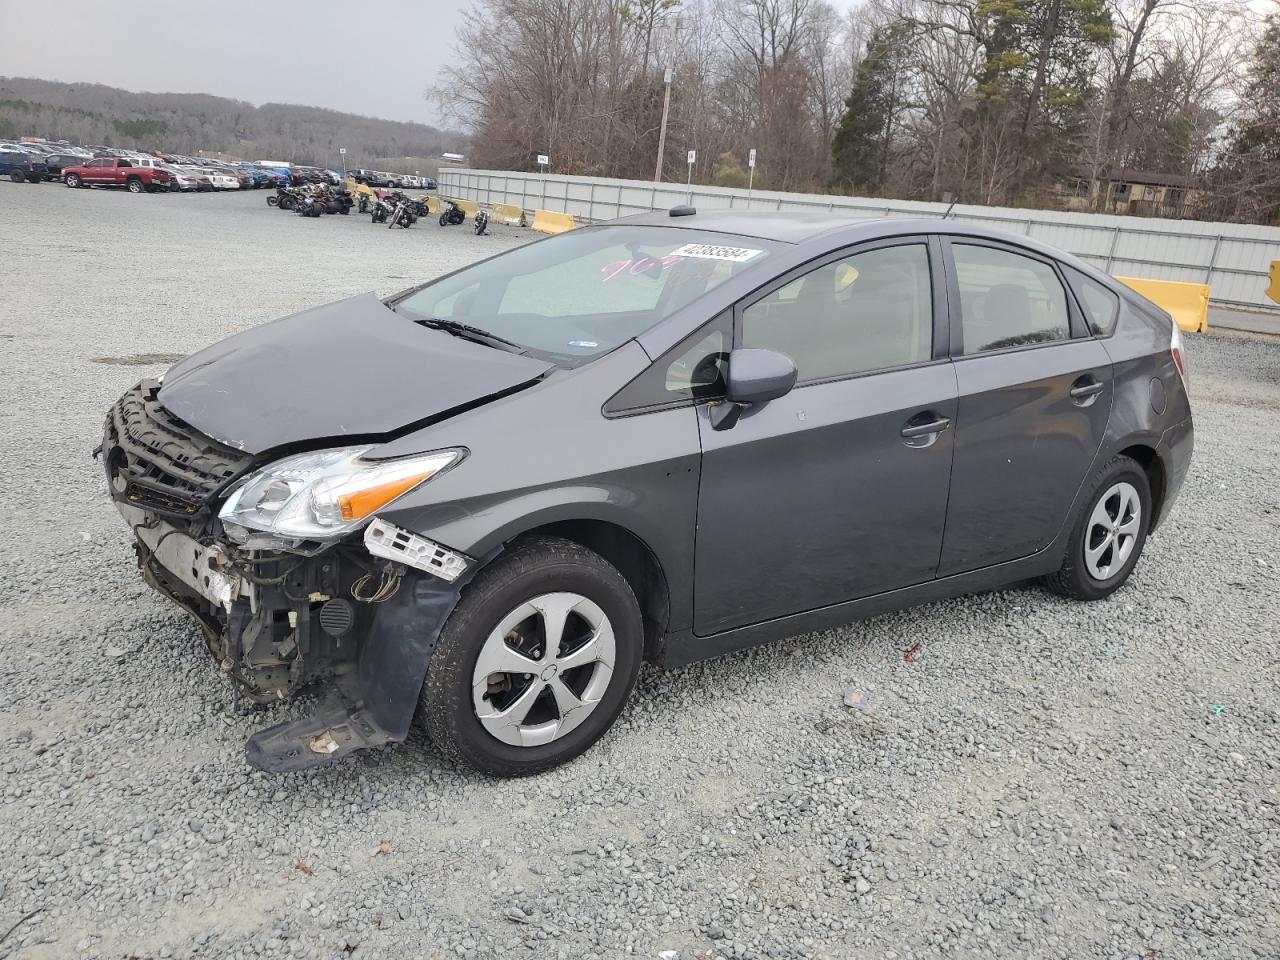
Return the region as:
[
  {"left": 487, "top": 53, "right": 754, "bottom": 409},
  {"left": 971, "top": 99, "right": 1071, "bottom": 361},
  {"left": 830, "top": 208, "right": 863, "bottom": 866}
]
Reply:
[
  {"left": 426, "top": 195, "right": 442, "bottom": 215},
  {"left": 1116, "top": 276, "right": 1209, "bottom": 334},
  {"left": 454, "top": 199, "right": 479, "bottom": 219},
  {"left": 1267, "top": 260, "right": 1280, "bottom": 305},
  {"left": 345, "top": 177, "right": 375, "bottom": 199},
  {"left": 492, "top": 203, "right": 526, "bottom": 227},
  {"left": 532, "top": 209, "right": 576, "bottom": 235}
]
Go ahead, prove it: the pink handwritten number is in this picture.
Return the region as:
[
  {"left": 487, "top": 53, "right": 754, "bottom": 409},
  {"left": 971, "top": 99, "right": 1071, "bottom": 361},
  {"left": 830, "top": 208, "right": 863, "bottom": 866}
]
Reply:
[{"left": 600, "top": 255, "right": 685, "bottom": 284}]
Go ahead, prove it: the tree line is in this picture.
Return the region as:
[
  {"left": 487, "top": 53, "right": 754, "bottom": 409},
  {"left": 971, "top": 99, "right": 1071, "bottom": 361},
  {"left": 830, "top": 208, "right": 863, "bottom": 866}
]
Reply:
[
  {"left": 437, "top": 0, "right": 1280, "bottom": 224},
  {"left": 0, "top": 77, "right": 459, "bottom": 172}
]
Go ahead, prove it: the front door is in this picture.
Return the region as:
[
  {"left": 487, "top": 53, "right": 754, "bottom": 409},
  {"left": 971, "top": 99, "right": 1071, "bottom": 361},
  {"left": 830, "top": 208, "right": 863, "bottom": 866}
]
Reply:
[
  {"left": 937, "top": 238, "right": 1112, "bottom": 575},
  {"left": 694, "top": 237, "right": 957, "bottom": 636}
]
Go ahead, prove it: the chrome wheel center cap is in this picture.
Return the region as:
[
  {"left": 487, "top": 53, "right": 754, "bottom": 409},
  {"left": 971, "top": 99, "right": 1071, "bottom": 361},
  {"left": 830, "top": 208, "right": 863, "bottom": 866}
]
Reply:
[{"left": 540, "top": 663, "right": 558, "bottom": 681}]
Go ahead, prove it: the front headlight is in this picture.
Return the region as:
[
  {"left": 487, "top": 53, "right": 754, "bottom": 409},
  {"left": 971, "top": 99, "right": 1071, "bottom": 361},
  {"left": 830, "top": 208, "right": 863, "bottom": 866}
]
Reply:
[{"left": 218, "top": 446, "right": 463, "bottom": 548}]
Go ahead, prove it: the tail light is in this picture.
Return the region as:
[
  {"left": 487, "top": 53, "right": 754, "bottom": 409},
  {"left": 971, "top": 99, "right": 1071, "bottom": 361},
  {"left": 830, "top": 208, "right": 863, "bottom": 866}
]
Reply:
[{"left": 1170, "top": 319, "right": 1188, "bottom": 388}]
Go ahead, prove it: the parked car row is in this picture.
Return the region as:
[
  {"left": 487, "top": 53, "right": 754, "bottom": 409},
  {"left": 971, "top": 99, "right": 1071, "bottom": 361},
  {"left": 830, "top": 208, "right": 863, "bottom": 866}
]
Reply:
[
  {"left": 0, "top": 138, "right": 375, "bottom": 194},
  {"left": 351, "top": 168, "right": 436, "bottom": 191}
]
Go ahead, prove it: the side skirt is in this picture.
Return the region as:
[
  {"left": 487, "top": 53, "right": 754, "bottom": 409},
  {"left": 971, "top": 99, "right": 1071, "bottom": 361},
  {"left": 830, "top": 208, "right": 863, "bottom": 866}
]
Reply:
[{"left": 658, "top": 548, "right": 1063, "bottom": 668}]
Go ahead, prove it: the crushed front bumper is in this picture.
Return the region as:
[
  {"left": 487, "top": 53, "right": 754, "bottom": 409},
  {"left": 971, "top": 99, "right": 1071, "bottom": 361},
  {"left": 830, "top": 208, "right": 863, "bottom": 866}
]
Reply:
[
  {"left": 114, "top": 495, "right": 480, "bottom": 772},
  {"left": 100, "top": 382, "right": 486, "bottom": 772}
]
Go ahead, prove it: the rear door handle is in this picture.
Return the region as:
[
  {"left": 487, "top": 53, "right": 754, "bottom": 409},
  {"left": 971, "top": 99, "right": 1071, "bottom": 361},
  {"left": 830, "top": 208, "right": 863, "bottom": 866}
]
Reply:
[
  {"left": 901, "top": 414, "right": 952, "bottom": 442},
  {"left": 1070, "top": 377, "right": 1105, "bottom": 402},
  {"left": 901, "top": 418, "right": 951, "bottom": 438}
]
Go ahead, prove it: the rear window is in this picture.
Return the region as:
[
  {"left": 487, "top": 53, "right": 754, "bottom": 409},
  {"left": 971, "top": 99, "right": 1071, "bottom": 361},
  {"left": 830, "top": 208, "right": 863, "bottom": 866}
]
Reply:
[
  {"left": 1065, "top": 266, "right": 1120, "bottom": 336},
  {"left": 394, "top": 226, "right": 777, "bottom": 362}
]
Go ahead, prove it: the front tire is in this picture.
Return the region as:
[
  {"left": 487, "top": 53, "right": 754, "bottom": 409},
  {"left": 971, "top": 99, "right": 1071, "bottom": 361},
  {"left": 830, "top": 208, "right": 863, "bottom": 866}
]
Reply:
[
  {"left": 421, "top": 536, "right": 643, "bottom": 776},
  {"left": 9, "top": 170, "right": 22, "bottom": 183},
  {"left": 65, "top": 173, "right": 81, "bottom": 188},
  {"left": 1042, "top": 455, "right": 1151, "bottom": 601}
]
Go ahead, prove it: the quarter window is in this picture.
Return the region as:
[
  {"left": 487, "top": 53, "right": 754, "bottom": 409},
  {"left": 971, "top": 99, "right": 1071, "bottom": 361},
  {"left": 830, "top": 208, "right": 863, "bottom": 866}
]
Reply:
[
  {"left": 740, "top": 243, "right": 933, "bottom": 383},
  {"left": 952, "top": 244, "right": 1070, "bottom": 354},
  {"left": 603, "top": 315, "right": 729, "bottom": 415},
  {"left": 1065, "top": 266, "right": 1120, "bottom": 336}
]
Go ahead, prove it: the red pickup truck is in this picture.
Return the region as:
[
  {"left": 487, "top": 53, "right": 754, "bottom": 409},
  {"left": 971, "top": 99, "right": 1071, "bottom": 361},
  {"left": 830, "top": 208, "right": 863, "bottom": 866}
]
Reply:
[{"left": 62, "top": 157, "right": 172, "bottom": 193}]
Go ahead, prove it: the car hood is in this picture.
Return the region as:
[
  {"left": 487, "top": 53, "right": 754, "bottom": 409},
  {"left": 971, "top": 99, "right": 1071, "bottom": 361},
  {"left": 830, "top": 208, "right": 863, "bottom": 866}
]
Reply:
[{"left": 157, "top": 292, "right": 554, "bottom": 454}]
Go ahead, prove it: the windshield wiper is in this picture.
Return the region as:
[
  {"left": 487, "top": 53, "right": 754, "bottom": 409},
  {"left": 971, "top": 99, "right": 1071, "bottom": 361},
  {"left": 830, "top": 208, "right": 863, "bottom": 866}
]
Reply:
[{"left": 413, "top": 317, "right": 525, "bottom": 354}]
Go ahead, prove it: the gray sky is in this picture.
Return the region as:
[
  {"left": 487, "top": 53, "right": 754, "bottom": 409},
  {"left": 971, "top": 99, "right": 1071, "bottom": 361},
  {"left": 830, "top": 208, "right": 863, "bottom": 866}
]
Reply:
[{"left": 0, "top": 0, "right": 472, "bottom": 126}]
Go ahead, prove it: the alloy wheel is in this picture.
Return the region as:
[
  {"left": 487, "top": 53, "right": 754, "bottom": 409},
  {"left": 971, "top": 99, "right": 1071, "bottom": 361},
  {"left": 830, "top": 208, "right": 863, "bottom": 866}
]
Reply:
[
  {"left": 471, "top": 592, "right": 616, "bottom": 748},
  {"left": 1084, "top": 481, "right": 1141, "bottom": 581}
]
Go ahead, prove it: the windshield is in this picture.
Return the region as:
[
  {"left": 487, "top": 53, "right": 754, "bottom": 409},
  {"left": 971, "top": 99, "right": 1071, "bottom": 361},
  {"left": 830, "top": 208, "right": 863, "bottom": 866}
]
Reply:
[{"left": 394, "top": 225, "right": 777, "bottom": 362}]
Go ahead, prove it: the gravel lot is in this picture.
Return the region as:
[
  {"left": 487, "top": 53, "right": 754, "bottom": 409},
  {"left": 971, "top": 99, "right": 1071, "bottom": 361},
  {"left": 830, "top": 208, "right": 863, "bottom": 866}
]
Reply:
[{"left": 1, "top": 182, "right": 1278, "bottom": 960}]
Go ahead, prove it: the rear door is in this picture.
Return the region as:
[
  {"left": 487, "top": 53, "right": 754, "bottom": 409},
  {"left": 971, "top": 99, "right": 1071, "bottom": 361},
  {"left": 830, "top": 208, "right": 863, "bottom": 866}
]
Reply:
[
  {"left": 693, "top": 236, "right": 958, "bottom": 635},
  {"left": 936, "top": 238, "right": 1112, "bottom": 575}
]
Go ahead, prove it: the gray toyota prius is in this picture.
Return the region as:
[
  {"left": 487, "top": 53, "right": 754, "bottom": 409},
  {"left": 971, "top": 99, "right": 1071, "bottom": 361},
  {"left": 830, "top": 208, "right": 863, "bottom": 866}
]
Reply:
[{"left": 99, "top": 209, "right": 1194, "bottom": 775}]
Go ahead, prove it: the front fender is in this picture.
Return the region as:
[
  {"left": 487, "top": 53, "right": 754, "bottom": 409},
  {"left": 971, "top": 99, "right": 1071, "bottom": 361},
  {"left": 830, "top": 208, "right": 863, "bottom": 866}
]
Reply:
[{"left": 377, "top": 463, "right": 699, "bottom": 633}]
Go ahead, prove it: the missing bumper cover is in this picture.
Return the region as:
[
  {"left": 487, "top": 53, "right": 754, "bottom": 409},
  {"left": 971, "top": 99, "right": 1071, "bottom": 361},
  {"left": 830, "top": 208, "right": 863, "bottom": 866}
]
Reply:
[{"left": 364, "top": 518, "right": 470, "bottom": 582}]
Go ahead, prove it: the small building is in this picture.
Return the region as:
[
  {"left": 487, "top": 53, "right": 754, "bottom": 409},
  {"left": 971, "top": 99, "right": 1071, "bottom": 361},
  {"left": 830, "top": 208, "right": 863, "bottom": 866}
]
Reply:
[{"left": 1058, "top": 168, "right": 1199, "bottom": 218}]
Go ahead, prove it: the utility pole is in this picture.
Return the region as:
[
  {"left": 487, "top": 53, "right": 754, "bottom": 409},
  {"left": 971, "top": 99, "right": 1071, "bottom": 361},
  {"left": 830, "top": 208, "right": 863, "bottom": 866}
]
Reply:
[{"left": 654, "top": 66, "right": 673, "bottom": 183}]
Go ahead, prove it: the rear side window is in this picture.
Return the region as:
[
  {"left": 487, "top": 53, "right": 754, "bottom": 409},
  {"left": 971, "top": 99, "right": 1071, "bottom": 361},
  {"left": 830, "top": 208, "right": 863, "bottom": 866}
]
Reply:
[
  {"left": 952, "top": 244, "right": 1070, "bottom": 354},
  {"left": 1065, "top": 266, "right": 1120, "bottom": 336},
  {"left": 740, "top": 243, "right": 933, "bottom": 383}
]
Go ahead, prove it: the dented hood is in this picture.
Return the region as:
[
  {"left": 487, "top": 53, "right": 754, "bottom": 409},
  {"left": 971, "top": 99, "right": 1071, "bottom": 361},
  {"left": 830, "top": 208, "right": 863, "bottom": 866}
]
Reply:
[{"left": 158, "top": 293, "right": 553, "bottom": 454}]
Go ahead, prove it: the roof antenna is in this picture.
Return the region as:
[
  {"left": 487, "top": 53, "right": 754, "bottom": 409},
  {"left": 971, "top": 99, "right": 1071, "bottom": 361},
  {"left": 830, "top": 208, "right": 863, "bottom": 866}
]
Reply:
[{"left": 941, "top": 193, "right": 957, "bottom": 220}]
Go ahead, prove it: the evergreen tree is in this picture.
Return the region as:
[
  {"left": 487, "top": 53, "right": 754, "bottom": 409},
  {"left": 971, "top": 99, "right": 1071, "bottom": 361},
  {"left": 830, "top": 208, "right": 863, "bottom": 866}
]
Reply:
[
  {"left": 830, "top": 24, "right": 910, "bottom": 195},
  {"left": 1211, "top": 17, "right": 1280, "bottom": 222},
  {"left": 971, "top": 0, "right": 1113, "bottom": 196}
]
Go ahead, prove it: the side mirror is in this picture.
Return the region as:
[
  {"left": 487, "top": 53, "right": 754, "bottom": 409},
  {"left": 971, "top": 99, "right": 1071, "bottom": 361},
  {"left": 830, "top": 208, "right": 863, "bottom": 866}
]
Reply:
[{"left": 711, "top": 348, "right": 798, "bottom": 430}]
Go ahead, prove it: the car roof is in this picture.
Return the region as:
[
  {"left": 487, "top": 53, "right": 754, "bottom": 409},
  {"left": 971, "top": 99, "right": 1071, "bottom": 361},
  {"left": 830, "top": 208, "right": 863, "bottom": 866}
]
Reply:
[{"left": 610, "top": 210, "right": 1102, "bottom": 275}]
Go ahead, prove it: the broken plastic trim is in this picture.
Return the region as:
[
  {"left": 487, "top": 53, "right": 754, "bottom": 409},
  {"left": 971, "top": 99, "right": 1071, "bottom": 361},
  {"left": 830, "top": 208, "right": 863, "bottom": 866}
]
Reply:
[{"left": 364, "top": 518, "right": 471, "bottom": 582}]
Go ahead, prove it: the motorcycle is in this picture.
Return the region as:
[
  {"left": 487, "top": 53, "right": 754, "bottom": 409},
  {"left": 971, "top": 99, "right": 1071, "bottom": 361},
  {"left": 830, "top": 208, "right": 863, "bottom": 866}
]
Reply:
[
  {"left": 388, "top": 194, "right": 417, "bottom": 229},
  {"left": 270, "top": 186, "right": 302, "bottom": 210},
  {"left": 370, "top": 196, "right": 393, "bottom": 224},
  {"left": 322, "top": 188, "right": 353, "bottom": 215},
  {"left": 295, "top": 194, "right": 324, "bottom": 218},
  {"left": 438, "top": 199, "right": 466, "bottom": 227},
  {"left": 474, "top": 207, "right": 490, "bottom": 235}
]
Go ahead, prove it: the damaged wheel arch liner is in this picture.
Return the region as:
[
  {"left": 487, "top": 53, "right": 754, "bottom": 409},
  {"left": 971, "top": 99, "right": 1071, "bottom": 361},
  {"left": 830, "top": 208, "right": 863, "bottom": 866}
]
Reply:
[{"left": 244, "top": 545, "right": 502, "bottom": 773}]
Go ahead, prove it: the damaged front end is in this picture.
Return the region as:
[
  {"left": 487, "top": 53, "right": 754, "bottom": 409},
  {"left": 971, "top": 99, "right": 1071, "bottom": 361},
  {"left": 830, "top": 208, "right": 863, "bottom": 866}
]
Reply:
[{"left": 99, "top": 380, "right": 480, "bottom": 772}]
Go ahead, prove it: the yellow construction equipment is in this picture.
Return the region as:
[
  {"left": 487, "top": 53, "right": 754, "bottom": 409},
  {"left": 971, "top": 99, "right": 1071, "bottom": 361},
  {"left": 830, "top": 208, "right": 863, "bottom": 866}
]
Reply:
[
  {"left": 345, "top": 177, "right": 376, "bottom": 200},
  {"left": 1116, "top": 276, "right": 1209, "bottom": 334},
  {"left": 492, "top": 203, "right": 527, "bottom": 227},
  {"left": 532, "top": 209, "right": 576, "bottom": 235},
  {"left": 1267, "top": 260, "right": 1280, "bottom": 305}
]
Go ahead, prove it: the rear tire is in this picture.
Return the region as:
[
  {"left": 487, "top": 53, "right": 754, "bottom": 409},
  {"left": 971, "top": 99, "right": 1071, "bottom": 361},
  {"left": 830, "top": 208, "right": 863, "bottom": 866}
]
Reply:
[
  {"left": 127, "top": 177, "right": 144, "bottom": 194},
  {"left": 9, "top": 170, "right": 22, "bottom": 183},
  {"left": 420, "top": 536, "right": 643, "bottom": 776},
  {"left": 1042, "top": 454, "right": 1151, "bottom": 601}
]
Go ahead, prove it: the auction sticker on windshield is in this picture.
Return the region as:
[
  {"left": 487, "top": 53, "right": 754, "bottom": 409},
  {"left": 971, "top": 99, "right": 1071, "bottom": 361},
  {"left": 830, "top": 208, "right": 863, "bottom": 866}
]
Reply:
[{"left": 669, "top": 243, "right": 764, "bottom": 263}]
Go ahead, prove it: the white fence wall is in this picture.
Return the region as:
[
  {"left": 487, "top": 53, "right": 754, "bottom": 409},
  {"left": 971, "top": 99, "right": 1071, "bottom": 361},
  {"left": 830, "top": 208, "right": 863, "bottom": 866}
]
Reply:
[{"left": 438, "top": 169, "right": 1280, "bottom": 312}]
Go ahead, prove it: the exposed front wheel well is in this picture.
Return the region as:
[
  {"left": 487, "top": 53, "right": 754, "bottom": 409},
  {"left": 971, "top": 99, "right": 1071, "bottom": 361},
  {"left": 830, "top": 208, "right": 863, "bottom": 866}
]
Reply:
[
  {"left": 1118, "top": 444, "right": 1167, "bottom": 531},
  {"left": 508, "top": 520, "right": 670, "bottom": 662}
]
